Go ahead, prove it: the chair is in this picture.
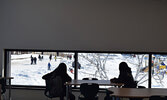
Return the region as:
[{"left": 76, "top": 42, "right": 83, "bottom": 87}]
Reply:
[
  {"left": 104, "top": 89, "right": 114, "bottom": 100},
  {"left": 149, "top": 96, "right": 166, "bottom": 100},
  {"left": 82, "top": 78, "right": 98, "bottom": 80},
  {"left": 43, "top": 76, "right": 64, "bottom": 100},
  {"left": 78, "top": 83, "right": 99, "bottom": 100},
  {"left": 78, "top": 77, "right": 98, "bottom": 100},
  {"left": 0, "top": 78, "right": 6, "bottom": 100},
  {"left": 137, "top": 86, "right": 146, "bottom": 88}
]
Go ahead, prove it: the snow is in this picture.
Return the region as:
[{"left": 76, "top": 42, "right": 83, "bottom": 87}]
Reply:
[{"left": 10, "top": 53, "right": 167, "bottom": 88}]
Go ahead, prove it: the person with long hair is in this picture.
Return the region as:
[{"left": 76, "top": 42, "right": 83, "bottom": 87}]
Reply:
[
  {"left": 42, "top": 63, "right": 75, "bottom": 100},
  {"left": 110, "top": 62, "right": 136, "bottom": 88}
]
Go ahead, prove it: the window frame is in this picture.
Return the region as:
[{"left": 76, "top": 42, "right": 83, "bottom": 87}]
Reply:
[{"left": 4, "top": 49, "right": 167, "bottom": 89}]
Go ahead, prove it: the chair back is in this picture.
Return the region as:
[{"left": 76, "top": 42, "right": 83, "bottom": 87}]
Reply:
[
  {"left": 82, "top": 78, "right": 98, "bottom": 80},
  {"left": 0, "top": 78, "right": 6, "bottom": 94},
  {"left": 80, "top": 83, "right": 99, "bottom": 100},
  {"left": 138, "top": 86, "right": 146, "bottom": 88},
  {"left": 149, "top": 96, "right": 166, "bottom": 100},
  {"left": 44, "top": 76, "right": 63, "bottom": 98}
]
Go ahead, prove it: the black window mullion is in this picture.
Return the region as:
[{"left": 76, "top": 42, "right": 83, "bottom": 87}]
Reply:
[
  {"left": 148, "top": 53, "right": 152, "bottom": 88},
  {"left": 74, "top": 52, "right": 78, "bottom": 80}
]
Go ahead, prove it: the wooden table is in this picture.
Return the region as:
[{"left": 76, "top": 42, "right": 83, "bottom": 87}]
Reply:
[
  {"left": 108, "top": 87, "right": 167, "bottom": 99},
  {"left": 66, "top": 80, "right": 123, "bottom": 86},
  {"left": 65, "top": 80, "right": 124, "bottom": 100}
]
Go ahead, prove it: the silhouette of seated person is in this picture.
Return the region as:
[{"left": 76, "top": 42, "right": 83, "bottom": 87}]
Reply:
[
  {"left": 108, "top": 62, "right": 138, "bottom": 100},
  {"left": 42, "top": 63, "right": 75, "bottom": 100},
  {"left": 110, "top": 62, "right": 136, "bottom": 88}
]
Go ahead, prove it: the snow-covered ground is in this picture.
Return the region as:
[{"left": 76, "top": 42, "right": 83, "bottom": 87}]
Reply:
[{"left": 10, "top": 53, "right": 167, "bottom": 88}]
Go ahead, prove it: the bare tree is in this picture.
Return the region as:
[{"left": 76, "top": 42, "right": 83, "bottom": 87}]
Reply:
[
  {"left": 79, "top": 53, "right": 109, "bottom": 80},
  {"left": 125, "top": 54, "right": 147, "bottom": 84}
]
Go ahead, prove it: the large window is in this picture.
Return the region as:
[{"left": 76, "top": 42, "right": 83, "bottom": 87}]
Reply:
[
  {"left": 78, "top": 53, "right": 149, "bottom": 88},
  {"left": 4, "top": 49, "right": 167, "bottom": 88},
  {"left": 7, "top": 50, "right": 74, "bottom": 86},
  {"left": 151, "top": 54, "right": 167, "bottom": 88}
]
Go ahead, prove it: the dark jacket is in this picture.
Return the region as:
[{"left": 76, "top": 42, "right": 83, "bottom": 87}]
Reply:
[
  {"left": 42, "top": 63, "right": 72, "bottom": 94},
  {"left": 110, "top": 62, "right": 136, "bottom": 88}
]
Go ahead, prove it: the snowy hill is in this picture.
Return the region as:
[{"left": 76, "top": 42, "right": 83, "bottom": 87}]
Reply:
[{"left": 11, "top": 53, "right": 167, "bottom": 88}]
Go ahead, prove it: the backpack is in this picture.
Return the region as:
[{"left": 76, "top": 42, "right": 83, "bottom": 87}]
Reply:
[{"left": 44, "top": 75, "right": 63, "bottom": 98}]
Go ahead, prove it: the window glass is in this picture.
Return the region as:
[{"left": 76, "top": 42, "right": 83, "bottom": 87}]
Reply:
[
  {"left": 10, "top": 51, "right": 74, "bottom": 86},
  {"left": 151, "top": 54, "right": 167, "bottom": 88},
  {"left": 6, "top": 50, "right": 151, "bottom": 88},
  {"left": 78, "top": 53, "right": 149, "bottom": 88}
]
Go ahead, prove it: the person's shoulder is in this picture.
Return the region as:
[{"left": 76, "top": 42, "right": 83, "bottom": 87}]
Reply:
[
  {"left": 110, "top": 78, "right": 119, "bottom": 83},
  {"left": 66, "top": 74, "right": 72, "bottom": 80},
  {"left": 42, "top": 73, "right": 50, "bottom": 79},
  {"left": 42, "top": 71, "right": 55, "bottom": 79}
]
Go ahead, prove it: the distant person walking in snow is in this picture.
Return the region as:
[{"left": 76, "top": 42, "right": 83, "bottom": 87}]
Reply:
[
  {"left": 49, "top": 54, "right": 52, "bottom": 61},
  {"left": 41, "top": 56, "right": 43, "bottom": 59},
  {"left": 54, "top": 55, "right": 57, "bottom": 61},
  {"left": 67, "top": 55, "right": 70, "bottom": 60},
  {"left": 69, "top": 68, "right": 74, "bottom": 74},
  {"left": 67, "top": 54, "right": 72, "bottom": 60},
  {"left": 38, "top": 54, "right": 42, "bottom": 61},
  {"left": 72, "top": 61, "right": 81, "bottom": 69},
  {"left": 69, "top": 55, "right": 72, "bottom": 60},
  {"left": 31, "top": 55, "right": 33, "bottom": 65},
  {"left": 48, "top": 62, "right": 51, "bottom": 70},
  {"left": 34, "top": 57, "right": 37, "bottom": 64}
]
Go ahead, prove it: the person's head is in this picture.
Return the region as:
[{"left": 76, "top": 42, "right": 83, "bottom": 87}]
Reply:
[
  {"left": 119, "top": 62, "right": 130, "bottom": 72},
  {"left": 56, "top": 63, "right": 67, "bottom": 74}
]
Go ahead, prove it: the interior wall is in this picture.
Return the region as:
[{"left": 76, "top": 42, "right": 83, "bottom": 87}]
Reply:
[
  {"left": 7, "top": 89, "right": 149, "bottom": 100},
  {"left": 9, "top": 89, "right": 105, "bottom": 100},
  {"left": 1, "top": 0, "right": 167, "bottom": 52},
  {"left": 1, "top": 0, "right": 167, "bottom": 74}
]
